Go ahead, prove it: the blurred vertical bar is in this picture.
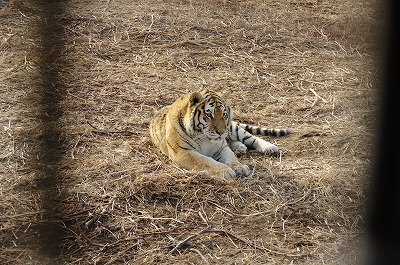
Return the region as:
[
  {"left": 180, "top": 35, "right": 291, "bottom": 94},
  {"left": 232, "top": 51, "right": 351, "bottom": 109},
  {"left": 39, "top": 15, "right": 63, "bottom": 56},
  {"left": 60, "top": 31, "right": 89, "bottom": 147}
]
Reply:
[{"left": 34, "top": 0, "right": 67, "bottom": 262}]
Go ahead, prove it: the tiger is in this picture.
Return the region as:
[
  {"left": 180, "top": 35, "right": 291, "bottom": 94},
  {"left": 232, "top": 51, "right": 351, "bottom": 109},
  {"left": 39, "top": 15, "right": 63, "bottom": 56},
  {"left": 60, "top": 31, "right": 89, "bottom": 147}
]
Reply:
[{"left": 149, "top": 89, "right": 291, "bottom": 178}]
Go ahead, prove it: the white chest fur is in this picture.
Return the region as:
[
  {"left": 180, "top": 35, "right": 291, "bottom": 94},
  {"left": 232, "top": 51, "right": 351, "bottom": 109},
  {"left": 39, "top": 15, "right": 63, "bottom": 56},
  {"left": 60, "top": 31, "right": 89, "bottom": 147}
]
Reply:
[{"left": 191, "top": 134, "right": 226, "bottom": 157}]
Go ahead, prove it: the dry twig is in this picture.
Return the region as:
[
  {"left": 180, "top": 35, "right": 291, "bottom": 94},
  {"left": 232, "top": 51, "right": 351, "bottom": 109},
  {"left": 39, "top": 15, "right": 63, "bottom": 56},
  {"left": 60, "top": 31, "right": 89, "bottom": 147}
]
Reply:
[
  {"left": 169, "top": 226, "right": 310, "bottom": 257},
  {"left": 87, "top": 121, "right": 135, "bottom": 136}
]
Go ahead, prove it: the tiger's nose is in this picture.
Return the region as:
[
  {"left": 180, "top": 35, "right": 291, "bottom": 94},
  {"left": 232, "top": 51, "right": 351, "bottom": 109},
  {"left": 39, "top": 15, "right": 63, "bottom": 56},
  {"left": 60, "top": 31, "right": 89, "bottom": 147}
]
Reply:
[{"left": 216, "top": 129, "right": 225, "bottom": 136}]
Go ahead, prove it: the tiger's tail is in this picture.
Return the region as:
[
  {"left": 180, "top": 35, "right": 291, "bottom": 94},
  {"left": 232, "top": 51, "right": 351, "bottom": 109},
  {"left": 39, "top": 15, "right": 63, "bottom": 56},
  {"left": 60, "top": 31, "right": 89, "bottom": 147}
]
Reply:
[{"left": 238, "top": 123, "right": 291, "bottom": 137}]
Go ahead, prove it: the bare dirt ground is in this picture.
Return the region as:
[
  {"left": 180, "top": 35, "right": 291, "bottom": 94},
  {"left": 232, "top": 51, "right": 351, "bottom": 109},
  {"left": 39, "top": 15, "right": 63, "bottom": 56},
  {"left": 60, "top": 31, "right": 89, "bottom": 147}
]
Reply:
[{"left": 0, "top": 0, "right": 383, "bottom": 264}]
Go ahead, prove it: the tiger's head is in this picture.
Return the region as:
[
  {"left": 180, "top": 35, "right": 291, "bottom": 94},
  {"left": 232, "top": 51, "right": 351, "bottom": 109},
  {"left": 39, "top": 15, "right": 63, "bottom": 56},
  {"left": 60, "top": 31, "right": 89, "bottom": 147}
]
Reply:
[{"left": 184, "top": 89, "right": 231, "bottom": 140}]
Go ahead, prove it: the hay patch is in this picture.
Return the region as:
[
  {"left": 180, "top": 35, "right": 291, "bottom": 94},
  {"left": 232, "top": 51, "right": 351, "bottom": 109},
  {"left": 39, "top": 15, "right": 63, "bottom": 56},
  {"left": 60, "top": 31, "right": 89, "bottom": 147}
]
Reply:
[{"left": 0, "top": 0, "right": 381, "bottom": 263}]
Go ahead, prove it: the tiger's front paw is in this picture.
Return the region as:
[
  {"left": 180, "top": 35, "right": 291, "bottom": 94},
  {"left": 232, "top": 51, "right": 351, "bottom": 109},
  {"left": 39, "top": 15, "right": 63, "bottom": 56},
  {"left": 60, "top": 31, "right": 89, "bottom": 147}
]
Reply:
[
  {"left": 212, "top": 165, "right": 236, "bottom": 179},
  {"left": 229, "top": 163, "right": 250, "bottom": 177},
  {"left": 229, "top": 141, "right": 247, "bottom": 156}
]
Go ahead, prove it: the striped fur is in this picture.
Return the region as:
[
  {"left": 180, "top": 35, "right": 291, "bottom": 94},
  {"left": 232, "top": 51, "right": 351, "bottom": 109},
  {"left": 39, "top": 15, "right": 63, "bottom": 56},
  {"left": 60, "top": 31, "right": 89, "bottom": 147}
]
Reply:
[
  {"left": 149, "top": 89, "right": 290, "bottom": 178},
  {"left": 227, "top": 121, "right": 290, "bottom": 156},
  {"left": 238, "top": 123, "right": 291, "bottom": 137}
]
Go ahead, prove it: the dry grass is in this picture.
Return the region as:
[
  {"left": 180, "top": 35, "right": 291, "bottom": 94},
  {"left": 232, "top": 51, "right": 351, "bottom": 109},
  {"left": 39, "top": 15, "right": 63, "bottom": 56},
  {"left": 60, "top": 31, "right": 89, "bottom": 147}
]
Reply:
[{"left": 0, "top": 0, "right": 381, "bottom": 264}]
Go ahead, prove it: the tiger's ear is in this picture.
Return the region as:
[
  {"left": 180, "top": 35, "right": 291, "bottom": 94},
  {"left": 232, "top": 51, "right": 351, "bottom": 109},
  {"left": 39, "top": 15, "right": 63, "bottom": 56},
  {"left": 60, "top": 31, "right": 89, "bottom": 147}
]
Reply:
[
  {"left": 221, "top": 91, "right": 230, "bottom": 101},
  {"left": 189, "top": 92, "right": 203, "bottom": 107}
]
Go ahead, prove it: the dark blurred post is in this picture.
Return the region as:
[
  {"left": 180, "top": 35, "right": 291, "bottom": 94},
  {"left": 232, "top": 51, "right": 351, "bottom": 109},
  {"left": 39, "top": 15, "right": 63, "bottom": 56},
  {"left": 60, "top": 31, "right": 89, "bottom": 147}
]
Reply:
[
  {"left": 366, "top": 0, "right": 399, "bottom": 264},
  {"left": 35, "top": 0, "right": 67, "bottom": 262}
]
